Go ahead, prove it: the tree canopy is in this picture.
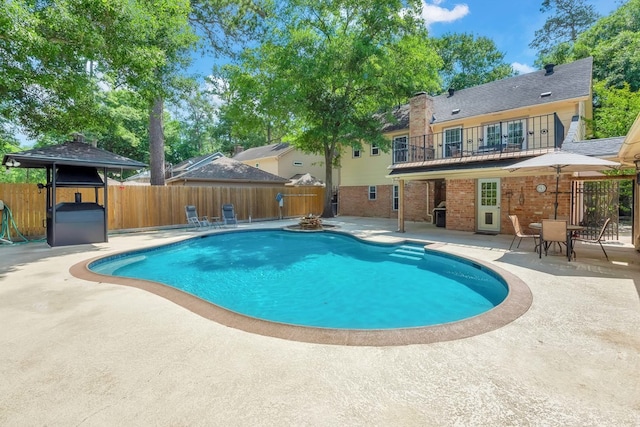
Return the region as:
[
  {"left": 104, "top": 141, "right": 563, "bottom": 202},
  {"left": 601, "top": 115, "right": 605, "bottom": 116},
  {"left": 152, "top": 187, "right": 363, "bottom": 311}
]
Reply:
[
  {"left": 217, "top": 0, "right": 441, "bottom": 216},
  {"left": 434, "top": 33, "right": 514, "bottom": 92},
  {"left": 529, "top": 0, "right": 600, "bottom": 61}
]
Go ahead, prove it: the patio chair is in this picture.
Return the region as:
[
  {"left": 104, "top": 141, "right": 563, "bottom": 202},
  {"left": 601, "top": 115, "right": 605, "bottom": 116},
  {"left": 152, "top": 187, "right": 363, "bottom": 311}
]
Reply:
[
  {"left": 221, "top": 204, "right": 238, "bottom": 227},
  {"left": 573, "top": 217, "right": 611, "bottom": 260},
  {"left": 539, "top": 219, "right": 570, "bottom": 260},
  {"left": 185, "top": 205, "right": 212, "bottom": 229},
  {"left": 508, "top": 214, "right": 539, "bottom": 251}
]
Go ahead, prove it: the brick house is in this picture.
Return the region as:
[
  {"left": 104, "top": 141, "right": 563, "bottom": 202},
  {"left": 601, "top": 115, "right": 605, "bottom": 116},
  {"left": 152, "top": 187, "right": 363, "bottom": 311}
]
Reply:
[{"left": 338, "top": 57, "right": 623, "bottom": 235}]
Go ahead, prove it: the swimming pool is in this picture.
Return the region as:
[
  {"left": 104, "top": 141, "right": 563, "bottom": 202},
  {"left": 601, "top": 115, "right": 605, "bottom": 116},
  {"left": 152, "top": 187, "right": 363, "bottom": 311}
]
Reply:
[{"left": 83, "top": 229, "right": 531, "bottom": 345}]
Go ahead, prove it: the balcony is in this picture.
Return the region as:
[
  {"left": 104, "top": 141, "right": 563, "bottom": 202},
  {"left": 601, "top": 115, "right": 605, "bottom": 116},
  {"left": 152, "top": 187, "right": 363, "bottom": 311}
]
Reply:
[{"left": 392, "top": 113, "right": 565, "bottom": 164}]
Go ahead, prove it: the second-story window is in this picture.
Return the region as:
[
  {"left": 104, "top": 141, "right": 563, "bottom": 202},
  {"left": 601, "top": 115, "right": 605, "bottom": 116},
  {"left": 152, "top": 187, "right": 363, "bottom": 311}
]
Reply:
[
  {"left": 353, "top": 148, "right": 361, "bottom": 158},
  {"left": 393, "top": 136, "right": 408, "bottom": 163},
  {"left": 444, "top": 127, "right": 462, "bottom": 157},
  {"left": 506, "top": 120, "right": 525, "bottom": 147},
  {"left": 371, "top": 145, "right": 380, "bottom": 156},
  {"left": 485, "top": 123, "right": 501, "bottom": 148}
]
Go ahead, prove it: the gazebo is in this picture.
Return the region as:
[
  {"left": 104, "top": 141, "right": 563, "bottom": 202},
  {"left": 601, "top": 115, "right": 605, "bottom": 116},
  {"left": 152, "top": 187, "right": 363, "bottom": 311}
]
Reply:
[{"left": 2, "top": 138, "right": 146, "bottom": 247}]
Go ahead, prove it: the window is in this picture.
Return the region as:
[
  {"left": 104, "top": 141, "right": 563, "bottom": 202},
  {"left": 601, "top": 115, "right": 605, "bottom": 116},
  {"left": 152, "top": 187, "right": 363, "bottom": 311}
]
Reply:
[
  {"left": 392, "top": 136, "right": 408, "bottom": 163},
  {"left": 483, "top": 120, "right": 526, "bottom": 151},
  {"left": 506, "top": 120, "right": 525, "bottom": 146},
  {"left": 371, "top": 145, "right": 380, "bottom": 156},
  {"left": 392, "top": 184, "right": 399, "bottom": 211},
  {"left": 353, "top": 148, "right": 361, "bottom": 158},
  {"left": 368, "top": 186, "right": 377, "bottom": 200},
  {"left": 484, "top": 123, "right": 501, "bottom": 147},
  {"left": 255, "top": 163, "right": 259, "bottom": 168},
  {"left": 444, "top": 127, "right": 462, "bottom": 157},
  {"left": 293, "top": 161, "right": 303, "bottom": 167}
]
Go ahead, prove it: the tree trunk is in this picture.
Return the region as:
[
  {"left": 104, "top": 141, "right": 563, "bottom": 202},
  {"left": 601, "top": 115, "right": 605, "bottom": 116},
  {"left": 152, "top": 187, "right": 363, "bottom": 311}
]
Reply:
[
  {"left": 149, "top": 97, "right": 165, "bottom": 186},
  {"left": 321, "top": 146, "right": 335, "bottom": 218}
]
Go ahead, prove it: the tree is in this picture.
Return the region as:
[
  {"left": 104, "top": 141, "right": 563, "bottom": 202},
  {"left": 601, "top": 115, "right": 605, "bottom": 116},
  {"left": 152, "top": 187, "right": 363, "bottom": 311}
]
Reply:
[
  {"left": 589, "top": 81, "right": 640, "bottom": 138},
  {"left": 231, "top": 0, "right": 441, "bottom": 216},
  {"left": 529, "top": 0, "right": 600, "bottom": 60},
  {"left": 0, "top": 0, "right": 197, "bottom": 186},
  {"left": 208, "top": 62, "right": 298, "bottom": 152},
  {"left": 434, "top": 33, "right": 514, "bottom": 92},
  {"left": 572, "top": 0, "right": 640, "bottom": 91}
]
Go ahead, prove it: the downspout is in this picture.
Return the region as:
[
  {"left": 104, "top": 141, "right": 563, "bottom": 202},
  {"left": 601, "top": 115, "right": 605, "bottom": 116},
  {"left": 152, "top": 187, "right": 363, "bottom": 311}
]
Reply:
[
  {"left": 425, "top": 181, "right": 433, "bottom": 223},
  {"left": 397, "top": 179, "right": 405, "bottom": 232}
]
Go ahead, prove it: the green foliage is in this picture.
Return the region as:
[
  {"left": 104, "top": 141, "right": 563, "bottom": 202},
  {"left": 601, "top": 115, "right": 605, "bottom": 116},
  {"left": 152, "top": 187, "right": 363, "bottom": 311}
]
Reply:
[
  {"left": 434, "top": 33, "right": 514, "bottom": 91},
  {"left": 529, "top": 0, "right": 600, "bottom": 60},
  {"left": 223, "top": 0, "right": 441, "bottom": 215},
  {"left": 0, "top": 0, "right": 197, "bottom": 138},
  {"left": 589, "top": 81, "right": 640, "bottom": 138},
  {"left": 573, "top": 0, "right": 640, "bottom": 91}
]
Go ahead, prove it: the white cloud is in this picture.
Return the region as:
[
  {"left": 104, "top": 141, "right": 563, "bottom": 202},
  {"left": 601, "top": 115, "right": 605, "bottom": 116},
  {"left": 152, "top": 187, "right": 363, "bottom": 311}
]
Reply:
[
  {"left": 512, "top": 62, "right": 536, "bottom": 75},
  {"left": 421, "top": 1, "right": 469, "bottom": 26}
]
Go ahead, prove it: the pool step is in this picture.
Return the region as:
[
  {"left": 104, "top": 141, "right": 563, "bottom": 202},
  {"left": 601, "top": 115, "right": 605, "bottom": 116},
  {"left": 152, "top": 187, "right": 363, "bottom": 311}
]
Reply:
[{"left": 389, "top": 245, "right": 425, "bottom": 262}]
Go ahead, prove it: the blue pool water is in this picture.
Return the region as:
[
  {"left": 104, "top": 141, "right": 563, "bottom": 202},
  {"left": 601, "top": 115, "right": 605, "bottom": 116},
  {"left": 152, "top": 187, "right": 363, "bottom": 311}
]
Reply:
[{"left": 90, "top": 230, "right": 508, "bottom": 329}]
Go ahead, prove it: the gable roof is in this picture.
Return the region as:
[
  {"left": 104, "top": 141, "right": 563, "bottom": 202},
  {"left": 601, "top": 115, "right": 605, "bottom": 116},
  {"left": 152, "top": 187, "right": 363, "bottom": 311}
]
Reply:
[
  {"left": 2, "top": 142, "right": 147, "bottom": 170},
  {"left": 380, "top": 57, "right": 593, "bottom": 131},
  {"left": 433, "top": 57, "right": 593, "bottom": 124},
  {"left": 232, "top": 143, "right": 292, "bottom": 161},
  {"left": 171, "top": 152, "right": 224, "bottom": 175},
  {"left": 166, "top": 156, "right": 289, "bottom": 184}
]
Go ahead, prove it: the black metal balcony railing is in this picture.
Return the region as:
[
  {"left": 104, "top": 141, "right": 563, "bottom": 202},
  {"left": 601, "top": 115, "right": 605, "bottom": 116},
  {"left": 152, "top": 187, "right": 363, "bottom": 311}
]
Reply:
[{"left": 392, "top": 113, "right": 565, "bottom": 164}]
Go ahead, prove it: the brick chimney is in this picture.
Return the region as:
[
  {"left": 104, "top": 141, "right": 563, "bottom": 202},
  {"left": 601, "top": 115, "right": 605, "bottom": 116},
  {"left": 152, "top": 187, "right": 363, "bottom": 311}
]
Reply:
[
  {"left": 233, "top": 145, "right": 244, "bottom": 156},
  {"left": 409, "top": 92, "right": 434, "bottom": 140}
]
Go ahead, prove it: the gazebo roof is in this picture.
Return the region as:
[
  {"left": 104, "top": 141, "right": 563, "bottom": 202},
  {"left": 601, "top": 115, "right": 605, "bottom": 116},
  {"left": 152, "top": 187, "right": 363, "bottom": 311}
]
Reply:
[{"left": 2, "top": 142, "right": 147, "bottom": 170}]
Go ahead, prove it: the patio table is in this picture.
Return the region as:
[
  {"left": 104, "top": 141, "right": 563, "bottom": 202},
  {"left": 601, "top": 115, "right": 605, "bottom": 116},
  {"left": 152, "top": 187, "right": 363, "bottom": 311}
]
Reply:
[{"left": 529, "top": 222, "right": 585, "bottom": 261}]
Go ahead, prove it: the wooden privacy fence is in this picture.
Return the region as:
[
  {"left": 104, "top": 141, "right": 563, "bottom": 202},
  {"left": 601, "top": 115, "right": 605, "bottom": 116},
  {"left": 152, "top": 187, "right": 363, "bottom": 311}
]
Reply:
[{"left": 0, "top": 183, "right": 325, "bottom": 238}]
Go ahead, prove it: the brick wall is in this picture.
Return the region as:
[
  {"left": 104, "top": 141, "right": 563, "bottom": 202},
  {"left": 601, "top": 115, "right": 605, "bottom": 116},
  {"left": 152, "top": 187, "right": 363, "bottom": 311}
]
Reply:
[
  {"left": 500, "top": 175, "right": 572, "bottom": 231},
  {"left": 341, "top": 175, "right": 574, "bottom": 234},
  {"left": 339, "top": 181, "right": 430, "bottom": 221},
  {"left": 444, "top": 179, "right": 476, "bottom": 231},
  {"left": 444, "top": 175, "right": 573, "bottom": 232}
]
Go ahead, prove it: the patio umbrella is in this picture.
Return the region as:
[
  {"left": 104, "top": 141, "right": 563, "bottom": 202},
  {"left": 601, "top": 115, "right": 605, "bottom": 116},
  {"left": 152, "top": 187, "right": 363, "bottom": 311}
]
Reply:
[{"left": 502, "top": 150, "right": 619, "bottom": 219}]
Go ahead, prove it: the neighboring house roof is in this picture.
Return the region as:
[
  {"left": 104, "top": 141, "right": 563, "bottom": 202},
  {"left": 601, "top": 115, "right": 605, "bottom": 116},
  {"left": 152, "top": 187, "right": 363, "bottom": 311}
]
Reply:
[
  {"left": 2, "top": 142, "right": 147, "bottom": 170},
  {"left": 125, "top": 152, "right": 225, "bottom": 182},
  {"left": 171, "top": 152, "right": 224, "bottom": 175},
  {"left": 380, "top": 57, "right": 593, "bottom": 131},
  {"left": 232, "top": 143, "right": 292, "bottom": 161},
  {"left": 166, "top": 156, "right": 289, "bottom": 183},
  {"left": 286, "top": 173, "right": 325, "bottom": 187},
  {"left": 381, "top": 104, "right": 410, "bottom": 133}
]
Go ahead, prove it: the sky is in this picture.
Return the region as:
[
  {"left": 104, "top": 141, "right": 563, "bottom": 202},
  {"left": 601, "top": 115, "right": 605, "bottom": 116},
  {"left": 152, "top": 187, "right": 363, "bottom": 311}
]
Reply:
[
  {"left": 421, "top": 0, "right": 619, "bottom": 74},
  {"left": 189, "top": 0, "right": 621, "bottom": 78}
]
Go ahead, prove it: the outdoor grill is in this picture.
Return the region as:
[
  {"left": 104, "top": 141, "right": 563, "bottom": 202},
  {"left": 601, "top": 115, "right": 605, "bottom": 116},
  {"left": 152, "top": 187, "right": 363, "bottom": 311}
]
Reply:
[
  {"left": 46, "top": 166, "right": 107, "bottom": 246},
  {"left": 433, "top": 201, "right": 446, "bottom": 227}
]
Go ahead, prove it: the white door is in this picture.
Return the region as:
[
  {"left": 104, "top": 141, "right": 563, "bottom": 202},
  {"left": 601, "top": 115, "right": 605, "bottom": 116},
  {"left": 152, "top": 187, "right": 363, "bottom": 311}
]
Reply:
[{"left": 477, "top": 178, "right": 501, "bottom": 233}]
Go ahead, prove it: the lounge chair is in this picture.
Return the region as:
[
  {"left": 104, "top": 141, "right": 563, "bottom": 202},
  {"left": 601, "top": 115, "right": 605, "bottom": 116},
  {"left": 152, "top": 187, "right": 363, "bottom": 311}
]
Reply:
[
  {"left": 573, "top": 217, "right": 611, "bottom": 260},
  {"left": 221, "top": 204, "right": 238, "bottom": 227},
  {"left": 185, "top": 205, "right": 212, "bottom": 229}
]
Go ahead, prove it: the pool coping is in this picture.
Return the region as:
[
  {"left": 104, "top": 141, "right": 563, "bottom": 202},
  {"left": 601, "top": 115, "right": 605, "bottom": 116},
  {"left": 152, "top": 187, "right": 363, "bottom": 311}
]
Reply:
[{"left": 69, "top": 230, "right": 533, "bottom": 346}]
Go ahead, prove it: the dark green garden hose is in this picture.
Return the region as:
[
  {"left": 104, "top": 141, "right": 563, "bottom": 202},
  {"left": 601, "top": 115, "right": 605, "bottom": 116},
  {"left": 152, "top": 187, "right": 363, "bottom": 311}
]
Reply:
[{"left": 0, "top": 203, "right": 28, "bottom": 244}]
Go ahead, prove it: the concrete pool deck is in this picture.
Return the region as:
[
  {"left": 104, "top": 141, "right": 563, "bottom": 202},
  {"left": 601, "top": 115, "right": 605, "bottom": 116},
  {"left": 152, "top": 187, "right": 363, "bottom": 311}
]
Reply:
[{"left": 1, "top": 217, "right": 639, "bottom": 425}]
